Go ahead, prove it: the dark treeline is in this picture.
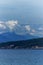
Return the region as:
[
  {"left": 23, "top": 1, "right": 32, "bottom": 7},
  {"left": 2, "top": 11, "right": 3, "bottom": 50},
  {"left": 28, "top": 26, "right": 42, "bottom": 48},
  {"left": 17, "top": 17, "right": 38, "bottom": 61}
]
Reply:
[{"left": 0, "top": 38, "right": 43, "bottom": 49}]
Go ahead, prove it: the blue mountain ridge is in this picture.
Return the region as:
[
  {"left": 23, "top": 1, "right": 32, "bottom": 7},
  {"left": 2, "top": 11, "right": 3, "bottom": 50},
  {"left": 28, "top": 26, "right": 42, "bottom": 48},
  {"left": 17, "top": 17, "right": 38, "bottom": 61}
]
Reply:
[{"left": 0, "top": 32, "right": 38, "bottom": 43}]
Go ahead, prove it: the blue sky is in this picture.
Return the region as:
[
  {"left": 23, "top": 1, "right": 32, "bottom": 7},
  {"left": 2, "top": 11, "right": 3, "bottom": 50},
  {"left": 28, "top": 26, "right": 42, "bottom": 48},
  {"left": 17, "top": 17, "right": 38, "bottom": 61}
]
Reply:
[
  {"left": 0, "top": 0, "right": 43, "bottom": 6},
  {"left": 0, "top": 0, "right": 43, "bottom": 24}
]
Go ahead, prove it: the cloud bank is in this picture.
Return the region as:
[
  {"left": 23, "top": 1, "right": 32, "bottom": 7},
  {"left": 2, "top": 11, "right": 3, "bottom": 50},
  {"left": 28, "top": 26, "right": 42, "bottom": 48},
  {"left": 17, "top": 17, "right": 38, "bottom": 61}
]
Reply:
[
  {"left": 0, "top": 20, "right": 43, "bottom": 37},
  {"left": 0, "top": 20, "right": 18, "bottom": 34}
]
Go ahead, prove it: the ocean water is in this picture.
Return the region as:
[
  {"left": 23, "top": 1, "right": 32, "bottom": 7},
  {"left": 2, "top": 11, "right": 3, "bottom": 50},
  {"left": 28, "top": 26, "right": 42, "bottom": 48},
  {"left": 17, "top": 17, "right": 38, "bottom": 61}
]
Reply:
[{"left": 0, "top": 49, "right": 43, "bottom": 65}]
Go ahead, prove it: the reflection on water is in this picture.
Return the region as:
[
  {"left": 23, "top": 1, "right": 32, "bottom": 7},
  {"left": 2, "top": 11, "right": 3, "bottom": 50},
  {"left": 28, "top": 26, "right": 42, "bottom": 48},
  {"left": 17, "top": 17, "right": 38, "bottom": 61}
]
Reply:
[{"left": 0, "top": 50, "right": 43, "bottom": 65}]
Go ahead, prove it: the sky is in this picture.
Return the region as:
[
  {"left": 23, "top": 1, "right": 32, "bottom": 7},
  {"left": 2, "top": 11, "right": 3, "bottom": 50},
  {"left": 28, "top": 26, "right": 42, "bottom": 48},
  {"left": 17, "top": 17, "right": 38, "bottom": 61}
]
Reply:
[
  {"left": 0, "top": 0, "right": 43, "bottom": 24},
  {"left": 0, "top": 0, "right": 43, "bottom": 37}
]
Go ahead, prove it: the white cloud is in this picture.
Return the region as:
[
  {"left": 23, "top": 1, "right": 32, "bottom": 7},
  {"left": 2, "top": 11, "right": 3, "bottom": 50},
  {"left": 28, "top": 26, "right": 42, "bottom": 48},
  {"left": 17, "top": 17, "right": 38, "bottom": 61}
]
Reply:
[
  {"left": 25, "top": 25, "right": 31, "bottom": 31},
  {"left": 0, "top": 23, "right": 6, "bottom": 29},
  {"left": 32, "top": 29, "right": 36, "bottom": 33},
  {"left": 14, "top": 25, "right": 27, "bottom": 35},
  {"left": 38, "top": 27, "right": 43, "bottom": 30},
  {"left": 0, "top": 20, "right": 43, "bottom": 37},
  {"left": 0, "top": 21, "right": 31, "bottom": 35},
  {"left": 0, "top": 20, "right": 18, "bottom": 34},
  {"left": 30, "top": 32, "right": 35, "bottom": 35},
  {"left": 0, "top": 20, "right": 28, "bottom": 35},
  {"left": 6, "top": 20, "right": 18, "bottom": 31}
]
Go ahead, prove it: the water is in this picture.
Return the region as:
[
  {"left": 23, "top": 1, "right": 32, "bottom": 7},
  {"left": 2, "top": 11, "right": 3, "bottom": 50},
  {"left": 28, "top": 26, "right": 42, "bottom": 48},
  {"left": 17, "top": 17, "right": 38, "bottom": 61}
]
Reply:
[{"left": 0, "top": 50, "right": 43, "bottom": 65}]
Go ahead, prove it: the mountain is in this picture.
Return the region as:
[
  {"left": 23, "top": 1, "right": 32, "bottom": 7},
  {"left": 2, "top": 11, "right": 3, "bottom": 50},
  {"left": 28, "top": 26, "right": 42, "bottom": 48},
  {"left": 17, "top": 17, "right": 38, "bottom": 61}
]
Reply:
[
  {"left": 0, "top": 38, "right": 43, "bottom": 49},
  {"left": 0, "top": 32, "right": 37, "bottom": 43}
]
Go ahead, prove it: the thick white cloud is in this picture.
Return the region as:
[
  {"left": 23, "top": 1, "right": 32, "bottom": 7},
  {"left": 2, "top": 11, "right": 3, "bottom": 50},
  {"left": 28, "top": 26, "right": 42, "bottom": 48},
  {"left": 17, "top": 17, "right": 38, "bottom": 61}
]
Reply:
[
  {"left": 6, "top": 20, "right": 18, "bottom": 31},
  {"left": 0, "top": 20, "right": 43, "bottom": 37},
  {"left": 0, "top": 20, "right": 28, "bottom": 35},
  {"left": 0, "top": 20, "right": 18, "bottom": 34},
  {"left": 25, "top": 25, "right": 31, "bottom": 31}
]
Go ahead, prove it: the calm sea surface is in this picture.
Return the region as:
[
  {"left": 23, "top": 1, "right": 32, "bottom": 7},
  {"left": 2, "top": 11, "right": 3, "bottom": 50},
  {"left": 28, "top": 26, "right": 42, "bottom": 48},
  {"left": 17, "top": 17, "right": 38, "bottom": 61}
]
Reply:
[{"left": 0, "top": 49, "right": 43, "bottom": 65}]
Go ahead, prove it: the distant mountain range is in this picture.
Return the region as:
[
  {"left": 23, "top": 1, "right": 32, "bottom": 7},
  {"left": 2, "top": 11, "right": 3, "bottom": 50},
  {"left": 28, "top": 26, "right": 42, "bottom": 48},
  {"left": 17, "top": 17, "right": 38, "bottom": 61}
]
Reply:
[{"left": 0, "top": 32, "right": 38, "bottom": 43}]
